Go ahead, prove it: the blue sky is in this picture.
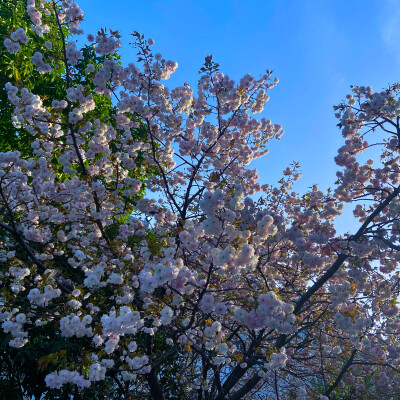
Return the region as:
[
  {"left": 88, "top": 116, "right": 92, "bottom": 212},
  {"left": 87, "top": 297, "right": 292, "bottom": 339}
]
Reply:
[{"left": 78, "top": 0, "right": 400, "bottom": 216}]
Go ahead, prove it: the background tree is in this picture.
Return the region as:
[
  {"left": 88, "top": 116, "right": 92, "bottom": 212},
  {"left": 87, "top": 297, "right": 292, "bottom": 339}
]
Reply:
[{"left": 2, "top": 1, "right": 400, "bottom": 400}]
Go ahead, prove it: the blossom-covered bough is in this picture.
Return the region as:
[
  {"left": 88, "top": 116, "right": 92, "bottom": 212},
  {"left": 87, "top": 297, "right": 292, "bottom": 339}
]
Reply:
[{"left": 2, "top": 1, "right": 400, "bottom": 399}]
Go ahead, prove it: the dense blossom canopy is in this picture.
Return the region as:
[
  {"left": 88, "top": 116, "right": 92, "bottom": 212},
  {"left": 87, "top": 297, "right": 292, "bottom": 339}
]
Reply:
[{"left": 2, "top": 1, "right": 400, "bottom": 399}]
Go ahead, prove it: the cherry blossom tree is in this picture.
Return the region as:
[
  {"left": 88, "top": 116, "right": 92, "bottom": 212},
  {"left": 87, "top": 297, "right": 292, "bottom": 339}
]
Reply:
[
  {"left": 2, "top": 1, "right": 400, "bottom": 399},
  {"left": 0, "top": 1, "right": 151, "bottom": 397}
]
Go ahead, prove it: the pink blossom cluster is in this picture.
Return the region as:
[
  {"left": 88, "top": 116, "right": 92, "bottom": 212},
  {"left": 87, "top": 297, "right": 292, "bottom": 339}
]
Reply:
[
  {"left": 100, "top": 306, "right": 144, "bottom": 338},
  {"left": 139, "top": 260, "right": 181, "bottom": 293},
  {"left": 264, "top": 349, "right": 288, "bottom": 370},
  {"left": 64, "top": 2, "right": 84, "bottom": 34},
  {"left": 45, "top": 370, "right": 90, "bottom": 389},
  {"left": 3, "top": 28, "right": 29, "bottom": 53},
  {"left": 95, "top": 35, "right": 122, "bottom": 56},
  {"left": 30, "top": 51, "right": 52, "bottom": 74},
  {"left": 1, "top": 313, "right": 28, "bottom": 348},
  {"left": 26, "top": 0, "right": 43, "bottom": 25},
  {"left": 60, "top": 314, "right": 93, "bottom": 337},
  {"left": 234, "top": 291, "right": 295, "bottom": 333},
  {"left": 27, "top": 285, "right": 62, "bottom": 306},
  {"left": 8, "top": 265, "right": 30, "bottom": 293},
  {"left": 10, "top": 28, "right": 29, "bottom": 44},
  {"left": 125, "top": 354, "right": 150, "bottom": 373},
  {"left": 26, "top": 0, "right": 50, "bottom": 37},
  {"left": 66, "top": 41, "right": 82, "bottom": 65}
]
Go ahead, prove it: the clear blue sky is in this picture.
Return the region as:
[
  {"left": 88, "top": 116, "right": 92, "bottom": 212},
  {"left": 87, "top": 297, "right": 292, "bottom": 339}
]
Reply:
[{"left": 79, "top": 0, "right": 400, "bottom": 199}]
